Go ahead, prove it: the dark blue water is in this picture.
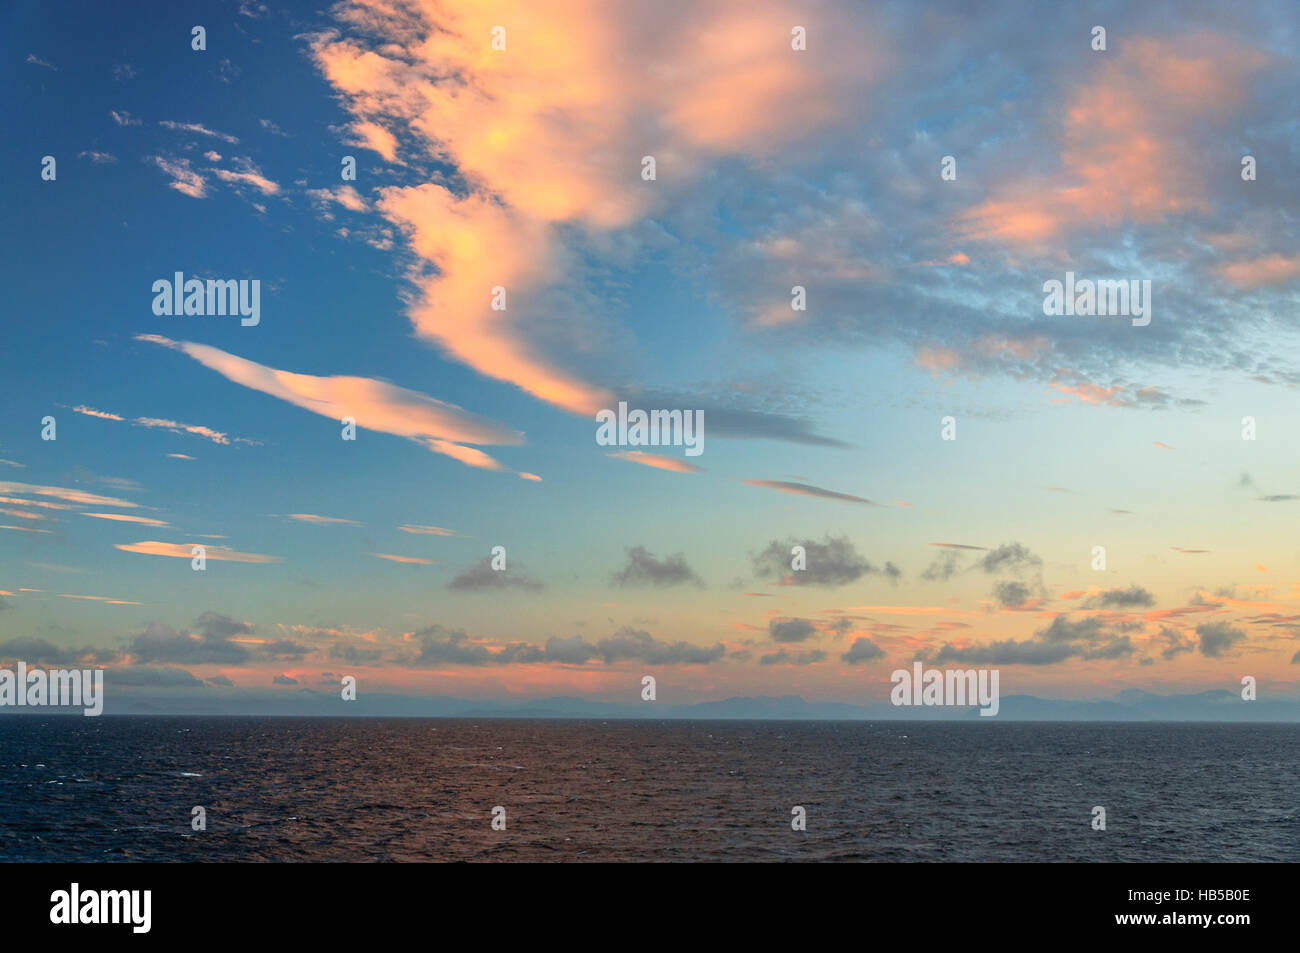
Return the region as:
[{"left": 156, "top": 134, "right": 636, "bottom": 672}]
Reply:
[{"left": 0, "top": 717, "right": 1295, "bottom": 861}]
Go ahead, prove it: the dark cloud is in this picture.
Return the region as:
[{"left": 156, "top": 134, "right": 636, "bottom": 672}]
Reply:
[
  {"left": 130, "top": 620, "right": 250, "bottom": 665},
  {"left": 108, "top": 665, "right": 207, "bottom": 687},
  {"left": 635, "top": 391, "right": 848, "bottom": 448},
  {"left": 0, "top": 637, "right": 121, "bottom": 666},
  {"left": 1080, "top": 636, "right": 1135, "bottom": 660},
  {"left": 841, "top": 637, "right": 885, "bottom": 663},
  {"left": 768, "top": 617, "right": 817, "bottom": 643},
  {"left": 929, "top": 639, "right": 1077, "bottom": 666},
  {"left": 922, "top": 550, "right": 962, "bottom": 581},
  {"left": 1160, "top": 626, "right": 1195, "bottom": 660},
  {"left": 976, "top": 542, "right": 1042, "bottom": 575},
  {"left": 399, "top": 624, "right": 545, "bottom": 666},
  {"left": 448, "top": 556, "right": 544, "bottom": 592},
  {"left": 1197, "top": 622, "right": 1247, "bottom": 658},
  {"left": 545, "top": 627, "right": 724, "bottom": 665},
  {"left": 272, "top": 674, "right": 298, "bottom": 685},
  {"left": 760, "top": 648, "right": 826, "bottom": 665},
  {"left": 752, "top": 535, "right": 899, "bottom": 587},
  {"left": 1083, "top": 585, "right": 1155, "bottom": 608},
  {"left": 263, "top": 639, "right": 311, "bottom": 659},
  {"left": 1037, "top": 615, "right": 1110, "bottom": 644},
  {"left": 993, "top": 580, "right": 1031, "bottom": 607},
  {"left": 397, "top": 624, "right": 724, "bottom": 666},
  {"left": 329, "top": 643, "right": 384, "bottom": 664},
  {"left": 205, "top": 674, "right": 234, "bottom": 687},
  {"left": 193, "top": 611, "right": 253, "bottom": 641},
  {"left": 610, "top": 546, "right": 703, "bottom": 588}
]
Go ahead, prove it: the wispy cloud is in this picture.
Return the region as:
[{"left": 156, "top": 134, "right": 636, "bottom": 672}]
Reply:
[
  {"left": 115, "top": 541, "right": 279, "bottom": 563},
  {"left": 743, "top": 480, "right": 877, "bottom": 505},
  {"left": 140, "top": 334, "right": 537, "bottom": 477}
]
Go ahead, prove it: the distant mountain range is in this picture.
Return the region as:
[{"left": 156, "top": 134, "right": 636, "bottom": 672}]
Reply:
[{"left": 7, "top": 686, "right": 1297, "bottom": 720}]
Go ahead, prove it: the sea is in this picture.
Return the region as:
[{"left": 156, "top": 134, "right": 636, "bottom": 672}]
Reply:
[{"left": 1, "top": 717, "right": 1295, "bottom": 862}]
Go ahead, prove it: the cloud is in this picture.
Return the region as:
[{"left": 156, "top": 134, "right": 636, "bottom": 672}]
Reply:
[
  {"left": 211, "top": 159, "right": 280, "bottom": 196},
  {"left": 0, "top": 481, "right": 137, "bottom": 508},
  {"left": 1083, "top": 585, "right": 1156, "bottom": 609},
  {"left": 841, "top": 637, "right": 885, "bottom": 664},
  {"left": 448, "top": 557, "right": 542, "bottom": 592},
  {"left": 132, "top": 416, "right": 241, "bottom": 445},
  {"left": 606, "top": 451, "right": 702, "bottom": 474},
  {"left": 139, "top": 335, "right": 534, "bottom": 476},
  {"left": 395, "top": 624, "right": 724, "bottom": 667},
  {"left": 929, "top": 639, "right": 1078, "bottom": 666},
  {"left": 922, "top": 550, "right": 962, "bottom": 582},
  {"left": 610, "top": 546, "right": 703, "bottom": 588},
  {"left": 263, "top": 639, "right": 312, "bottom": 660},
  {"left": 760, "top": 649, "right": 826, "bottom": 665},
  {"left": 1160, "top": 626, "right": 1195, "bottom": 660},
  {"left": 331, "top": 643, "right": 384, "bottom": 664},
  {"left": 960, "top": 34, "right": 1269, "bottom": 249},
  {"left": 546, "top": 627, "right": 725, "bottom": 665},
  {"left": 371, "top": 553, "right": 435, "bottom": 565},
  {"left": 306, "top": 185, "right": 368, "bottom": 213},
  {"left": 159, "top": 120, "right": 239, "bottom": 144},
  {"left": 768, "top": 618, "right": 817, "bottom": 643},
  {"left": 0, "top": 638, "right": 121, "bottom": 666},
  {"left": 108, "top": 666, "right": 208, "bottom": 688},
  {"left": 1197, "top": 622, "right": 1247, "bottom": 658},
  {"left": 397, "top": 524, "right": 463, "bottom": 536},
  {"left": 752, "top": 535, "right": 898, "bottom": 587},
  {"left": 976, "top": 542, "right": 1042, "bottom": 575},
  {"left": 130, "top": 619, "right": 250, "bottom": 665},
  {"left": 115, "top": 541, "right": 280, "bottom": 563},
  {"left": 148, "top": 155, "right": 207, "bottom": 198},
  {"left": 308, "top": 0, "right": 879, "bottom": 425},
  {"left": 347, "top": 120, "right": 399, "bottom": 161},
  {"left": 993, "top": 580, "right": 1031, "bottom": 607},
  {"left": 283, "top": 513, "right": 363, "bottom": 526},
  {"left": 80, "top": 513, "right": 169, "bottom": 527},
  {"left": 273, "top": 674, "right": 299, "bottom": 686},
  {"left": 742, "top": 480, "right": 877, "bottom": 504}
]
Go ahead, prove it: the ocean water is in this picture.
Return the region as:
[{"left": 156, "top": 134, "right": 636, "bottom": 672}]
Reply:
[{"left": 0, "top": 717, "right": 1295, "bottom": 862}]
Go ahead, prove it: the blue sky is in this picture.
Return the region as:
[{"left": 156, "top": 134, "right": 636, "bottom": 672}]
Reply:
[{"left": 3, "top": 0, "right": 1300, "bottom": 709}]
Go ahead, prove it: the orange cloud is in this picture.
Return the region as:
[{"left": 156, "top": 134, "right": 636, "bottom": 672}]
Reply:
[
  {"left": 140, "top": 335, "right": 535, "bottom": 476},
  {"left": 0, "top": 481, "right": 138, "bottom": 508},
  {"left": 311, "top": 0, "right": 878, "bottom": 414},
  {"left": 371, "top": 553, "right": 436, "bottom": 565},
  {"left": 606, "top": 451, "right": 701, "bottom": 473},
  {"left": 114, "top": 541, "right": 280, "bottom": 563},
  {"left": 80, "top": 513, "right": 169, "bottom": 526},
  {"left": 959, "top": 33, "right": 1269, "bottom": 246},
  {"left": 1215, "top": 253, "right": 1300, "bottom": 289}
]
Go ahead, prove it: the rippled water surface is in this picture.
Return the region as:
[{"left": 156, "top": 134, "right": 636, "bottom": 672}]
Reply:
[{"left": 1, "top": 717, "right": 1295, "bottom": 861}]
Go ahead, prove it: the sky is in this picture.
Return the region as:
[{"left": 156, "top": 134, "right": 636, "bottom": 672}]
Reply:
[{"left": 2, "top": 0, "right": 1300, "bottom": 712}]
